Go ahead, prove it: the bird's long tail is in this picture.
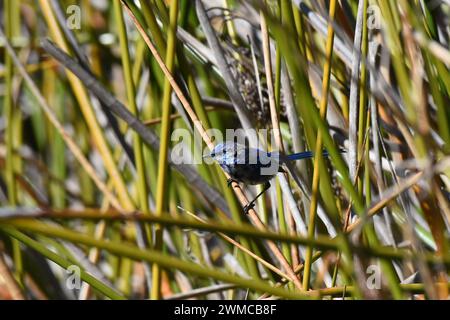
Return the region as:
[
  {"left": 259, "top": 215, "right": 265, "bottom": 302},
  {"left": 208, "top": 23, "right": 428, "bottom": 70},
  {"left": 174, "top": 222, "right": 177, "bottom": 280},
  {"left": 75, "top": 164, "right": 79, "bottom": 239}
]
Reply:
[{"left": 285, "top": 150, "right": 329, "bottom": 161}]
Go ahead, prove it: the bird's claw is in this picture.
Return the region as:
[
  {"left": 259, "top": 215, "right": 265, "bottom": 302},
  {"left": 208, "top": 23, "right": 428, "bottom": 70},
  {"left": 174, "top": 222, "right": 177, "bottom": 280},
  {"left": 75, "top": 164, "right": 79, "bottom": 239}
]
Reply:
[
  {"left": 243, "top": 202, "right": 255, "bottom": 214},
  {"left": 227, "top": 178, "right": 237, "bottom": 188}
]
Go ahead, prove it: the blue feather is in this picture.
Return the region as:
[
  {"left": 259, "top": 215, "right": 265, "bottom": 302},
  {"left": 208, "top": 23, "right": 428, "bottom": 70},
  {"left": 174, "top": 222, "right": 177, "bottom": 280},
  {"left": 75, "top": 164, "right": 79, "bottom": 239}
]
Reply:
[{"left": 286, "top": 150, "right": 329, "bottom": 161}]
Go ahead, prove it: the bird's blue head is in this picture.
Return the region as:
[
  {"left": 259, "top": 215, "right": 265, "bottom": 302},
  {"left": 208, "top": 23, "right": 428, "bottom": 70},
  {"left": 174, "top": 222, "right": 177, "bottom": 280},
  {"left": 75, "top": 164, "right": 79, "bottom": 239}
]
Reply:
[{"left": 206, "top": 142, "right": 243, "bottom": 164}]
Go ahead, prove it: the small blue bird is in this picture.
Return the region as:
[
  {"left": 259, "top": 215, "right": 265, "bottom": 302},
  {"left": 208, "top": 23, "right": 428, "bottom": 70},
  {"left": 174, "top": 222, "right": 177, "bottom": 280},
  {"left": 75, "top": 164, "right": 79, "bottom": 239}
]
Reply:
[{"left": 205, "top": 142, "right": 328, "bottom": 213}]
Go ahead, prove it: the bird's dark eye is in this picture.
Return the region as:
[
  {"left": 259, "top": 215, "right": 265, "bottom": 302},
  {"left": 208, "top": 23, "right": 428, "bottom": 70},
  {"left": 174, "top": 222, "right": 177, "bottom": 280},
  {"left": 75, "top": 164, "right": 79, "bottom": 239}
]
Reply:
[{"left": 211, "top": 152, "right": 215, "bottom": 157}]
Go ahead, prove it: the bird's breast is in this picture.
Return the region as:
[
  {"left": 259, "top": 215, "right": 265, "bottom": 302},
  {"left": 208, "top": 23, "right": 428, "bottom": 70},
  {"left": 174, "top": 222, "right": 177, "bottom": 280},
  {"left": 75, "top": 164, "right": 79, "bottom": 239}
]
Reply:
[{"left": 227, "top": 163, "right": 277, "bottom": 185}]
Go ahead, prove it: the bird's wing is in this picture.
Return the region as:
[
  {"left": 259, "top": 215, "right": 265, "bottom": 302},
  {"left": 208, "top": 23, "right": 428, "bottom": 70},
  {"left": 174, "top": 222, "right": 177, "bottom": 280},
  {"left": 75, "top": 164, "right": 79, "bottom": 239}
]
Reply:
[
  {"left": 233, "top": 146, "right": 253, "bottom": 164},
  {"left": 236, "top": 148, "right": 281, "bottom": 167}
]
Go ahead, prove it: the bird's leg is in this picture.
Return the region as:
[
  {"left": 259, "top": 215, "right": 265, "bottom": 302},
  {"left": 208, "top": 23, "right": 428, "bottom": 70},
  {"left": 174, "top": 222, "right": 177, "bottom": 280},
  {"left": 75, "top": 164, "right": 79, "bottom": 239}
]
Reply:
[
  {"left": 243, "top": 182, "right": 271, "bottom": 214},
  {"left": 226, "top": 178, "right": 238, "bottom": 188}
]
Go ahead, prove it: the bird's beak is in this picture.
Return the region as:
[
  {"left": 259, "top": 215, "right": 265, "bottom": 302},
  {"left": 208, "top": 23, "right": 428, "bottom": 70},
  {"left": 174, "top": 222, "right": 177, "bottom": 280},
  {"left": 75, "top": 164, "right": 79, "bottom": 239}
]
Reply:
[{"left": 203, "top": 154, "right": 212, "bottom": 159}]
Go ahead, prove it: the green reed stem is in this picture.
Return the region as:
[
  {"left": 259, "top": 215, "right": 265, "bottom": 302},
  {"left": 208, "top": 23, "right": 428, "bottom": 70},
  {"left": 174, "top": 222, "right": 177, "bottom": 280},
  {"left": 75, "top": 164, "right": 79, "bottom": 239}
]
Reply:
[{"left": 152, "top": 0, "right": 178, "bottom": 300}]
